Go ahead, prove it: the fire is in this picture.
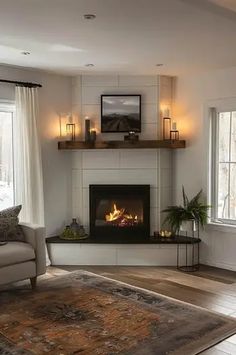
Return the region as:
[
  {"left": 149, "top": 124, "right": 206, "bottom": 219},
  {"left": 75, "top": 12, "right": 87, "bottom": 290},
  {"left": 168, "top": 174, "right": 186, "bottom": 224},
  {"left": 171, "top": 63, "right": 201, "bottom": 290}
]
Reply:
[
  {"left": 105, "top": 204, "right": 124, "bottom": 222},
  {"left": 105, "top": 203, "right": 140, "bottom": 226}
]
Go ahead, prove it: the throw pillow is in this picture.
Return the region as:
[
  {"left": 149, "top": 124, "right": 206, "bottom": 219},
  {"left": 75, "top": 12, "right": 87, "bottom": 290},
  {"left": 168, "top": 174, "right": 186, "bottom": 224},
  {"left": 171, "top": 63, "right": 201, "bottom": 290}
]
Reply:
[
  {"left": 0, "top": 205, "right": 22, "bottom": 218},
  {"left": 0, "top": 216, "right": 18, "bottom": 233},
  {"left": 0, "top": 205, "right": 25, "bottom": 242}
]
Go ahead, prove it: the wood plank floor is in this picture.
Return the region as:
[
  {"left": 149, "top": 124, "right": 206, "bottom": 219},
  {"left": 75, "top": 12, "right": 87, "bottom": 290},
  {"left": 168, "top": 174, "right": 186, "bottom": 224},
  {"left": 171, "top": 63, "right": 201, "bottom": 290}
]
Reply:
[{"left": 55, "top": 265, "right": 236, "bottom": 355}]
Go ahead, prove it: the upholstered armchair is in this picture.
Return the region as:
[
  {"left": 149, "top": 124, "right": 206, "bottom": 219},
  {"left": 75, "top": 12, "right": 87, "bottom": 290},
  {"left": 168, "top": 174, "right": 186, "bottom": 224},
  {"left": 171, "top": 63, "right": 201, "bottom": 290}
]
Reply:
[{"left": 0, "top": 223, "right": 46, "bottom": 288}]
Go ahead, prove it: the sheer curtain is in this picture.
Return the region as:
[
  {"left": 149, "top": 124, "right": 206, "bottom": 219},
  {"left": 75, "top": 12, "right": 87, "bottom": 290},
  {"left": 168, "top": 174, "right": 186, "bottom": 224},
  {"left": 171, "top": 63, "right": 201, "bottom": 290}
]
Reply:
[{"left": 14, "top": 86, "right": 44, "bottom": 225}]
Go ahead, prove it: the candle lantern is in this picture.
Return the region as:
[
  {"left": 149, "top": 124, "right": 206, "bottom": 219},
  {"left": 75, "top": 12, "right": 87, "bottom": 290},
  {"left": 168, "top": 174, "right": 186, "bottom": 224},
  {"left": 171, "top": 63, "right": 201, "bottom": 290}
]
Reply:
[
  {"left": 66, "top": 123, "right": 76, "bottom": 141},
  {"left": 85, "top": 118, "right": 91, "bottom": 142},
  {"left": 170, "top": 130, "right": 179, "bottom": 141},
  {"left": 170, "top": 121, "right": 179, "bottom": 141},
  {"left": 163, "top": 117, "right": 171, "bottom": 140},
  {"left": 90, "top": 129, "right": 97, "bottom": 142}
]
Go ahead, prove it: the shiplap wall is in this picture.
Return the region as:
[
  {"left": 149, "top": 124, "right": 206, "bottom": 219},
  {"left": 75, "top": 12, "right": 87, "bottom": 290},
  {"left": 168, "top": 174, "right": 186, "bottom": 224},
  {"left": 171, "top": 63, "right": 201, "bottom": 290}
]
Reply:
[{"left": 70, "top": 75, "right": 173, "bottom": 236}]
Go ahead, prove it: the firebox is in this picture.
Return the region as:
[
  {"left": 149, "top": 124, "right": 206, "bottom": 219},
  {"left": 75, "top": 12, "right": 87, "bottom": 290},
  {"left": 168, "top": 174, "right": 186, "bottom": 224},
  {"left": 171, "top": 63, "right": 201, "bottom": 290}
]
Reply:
[{"left": 89, "top": 185, "right": 150, "bottom": 240}]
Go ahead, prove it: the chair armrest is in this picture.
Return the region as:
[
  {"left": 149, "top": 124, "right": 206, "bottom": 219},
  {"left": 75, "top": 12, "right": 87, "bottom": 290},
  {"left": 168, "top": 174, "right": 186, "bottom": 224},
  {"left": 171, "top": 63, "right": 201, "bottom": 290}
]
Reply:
[{"left": 20, "top": 222, "right": 46, "bottom": 276}]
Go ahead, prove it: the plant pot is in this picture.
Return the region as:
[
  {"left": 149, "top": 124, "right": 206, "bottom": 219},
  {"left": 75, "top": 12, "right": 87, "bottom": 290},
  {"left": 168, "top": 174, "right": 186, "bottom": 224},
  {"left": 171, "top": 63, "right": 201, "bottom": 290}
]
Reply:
[{"left": 180, "top": 220, "right": 196, "bottom": 233}]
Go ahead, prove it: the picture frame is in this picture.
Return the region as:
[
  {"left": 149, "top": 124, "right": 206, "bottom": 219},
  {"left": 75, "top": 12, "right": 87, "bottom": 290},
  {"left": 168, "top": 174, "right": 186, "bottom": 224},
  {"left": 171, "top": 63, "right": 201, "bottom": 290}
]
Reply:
[{"left": 101, "top": 94, "right": 141, "bottom": 133}]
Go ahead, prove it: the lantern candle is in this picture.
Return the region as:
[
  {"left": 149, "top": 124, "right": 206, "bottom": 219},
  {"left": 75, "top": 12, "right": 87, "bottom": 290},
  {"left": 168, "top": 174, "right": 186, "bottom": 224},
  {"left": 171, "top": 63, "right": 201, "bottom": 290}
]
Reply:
[
  {"left": 90, "top": 129, "right": 96, "bottom": 142},
  {"left": 170, "top": 122, "right": 179, "bottom": 141},
  {"left": 85, "top": 118, "right": 91, "bottom": 142},
  {"left": 163, "top": 117, "right": 171, "bottom": 140},
  {"left": 66, "top": 123, "right": 75, "bottom": 141}
]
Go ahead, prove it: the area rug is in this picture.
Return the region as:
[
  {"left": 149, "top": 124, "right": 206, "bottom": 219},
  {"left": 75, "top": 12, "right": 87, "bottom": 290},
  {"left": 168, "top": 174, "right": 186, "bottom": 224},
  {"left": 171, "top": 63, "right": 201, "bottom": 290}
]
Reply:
[{"left": 0, "top": 271, "right": 235, "bottom": 355}]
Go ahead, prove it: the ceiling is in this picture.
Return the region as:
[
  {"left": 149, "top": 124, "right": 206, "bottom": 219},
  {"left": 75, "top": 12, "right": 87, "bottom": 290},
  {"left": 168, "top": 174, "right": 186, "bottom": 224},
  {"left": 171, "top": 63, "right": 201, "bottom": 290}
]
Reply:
[{"left": 0, "top": 0, "right": 236, "bottom": 76}]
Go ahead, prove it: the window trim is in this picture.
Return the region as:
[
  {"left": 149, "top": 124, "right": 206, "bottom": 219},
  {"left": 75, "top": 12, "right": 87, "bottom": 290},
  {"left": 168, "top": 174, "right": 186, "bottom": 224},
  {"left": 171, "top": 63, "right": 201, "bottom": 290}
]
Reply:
[
  {"left": 0, "top": 101, "right": 16, "bottom": 207},
  {"left": 210, "top": 107, "right": 218, "bottom": 222},
  {"left": 210, "top": 106, "right": 236, "bottom": 226},
  {"left": 0, "top": 100, "right": 15, "bottom": 111}
]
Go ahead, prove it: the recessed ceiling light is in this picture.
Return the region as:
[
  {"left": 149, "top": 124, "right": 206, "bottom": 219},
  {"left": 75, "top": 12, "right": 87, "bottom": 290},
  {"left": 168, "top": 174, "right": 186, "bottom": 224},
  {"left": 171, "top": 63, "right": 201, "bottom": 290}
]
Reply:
[
  {"left": 84, "top": 14, "right": 96, "bottom": 20},
  {"left": 156, "top": 64, "right": 163, "bottom": 67},
  {"left": 21, "top": 51, "right": 30, "bottom": 55},
  {"left": 85, "top": 63, "right": 94, "bottom": 67}
]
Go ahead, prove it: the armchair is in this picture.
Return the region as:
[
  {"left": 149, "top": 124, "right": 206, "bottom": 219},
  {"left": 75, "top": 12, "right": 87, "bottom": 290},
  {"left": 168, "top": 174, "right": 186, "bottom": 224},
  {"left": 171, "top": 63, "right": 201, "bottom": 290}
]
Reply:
[{"left": 0, "top": 223, "right": 46, "bottom": 288}]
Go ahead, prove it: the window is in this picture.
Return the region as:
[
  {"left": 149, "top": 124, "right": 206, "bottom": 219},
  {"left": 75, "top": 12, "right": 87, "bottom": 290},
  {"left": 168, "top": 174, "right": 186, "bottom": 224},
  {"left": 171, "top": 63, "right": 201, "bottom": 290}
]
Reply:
[
  {"left": 0, "top": 104, "right": 14, "bottom": 210},
  {"left": 211, "top": 108, "right": 236, "bottom": 224}
]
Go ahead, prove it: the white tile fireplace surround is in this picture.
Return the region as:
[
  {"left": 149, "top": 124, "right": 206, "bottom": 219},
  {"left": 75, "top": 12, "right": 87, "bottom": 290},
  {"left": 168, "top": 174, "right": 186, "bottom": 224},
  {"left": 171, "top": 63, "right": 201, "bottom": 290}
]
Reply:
[
  {"left": 71, "top": 149, "right": 173, "bottom": 236},
  {"left": 49, "top": 75, "right": 178, "bottom": 266},
  {"left": 48, "top": 148, "right": 175, "bottom": 266}
]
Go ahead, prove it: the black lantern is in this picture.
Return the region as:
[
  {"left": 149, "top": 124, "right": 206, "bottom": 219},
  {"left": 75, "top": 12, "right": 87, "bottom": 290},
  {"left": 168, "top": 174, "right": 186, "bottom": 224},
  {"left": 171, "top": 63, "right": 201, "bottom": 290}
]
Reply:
[
  {"left": 66, "top": 123, "right": 76, "bottom": 141},
  {"left": 163, "top": 116, "right": 171, "bottom": 140},
  {"left": 90, "top": 129, "right": 97, "bottom": 142},
  {"left": 170, "top": 130, "right": 179, "bottom": 141},
  {"left": 170, "top": 122, "right": 179, "bottom": 141},
  {"left": 85, "top": 118, "right": 91, "bottom": 142}
]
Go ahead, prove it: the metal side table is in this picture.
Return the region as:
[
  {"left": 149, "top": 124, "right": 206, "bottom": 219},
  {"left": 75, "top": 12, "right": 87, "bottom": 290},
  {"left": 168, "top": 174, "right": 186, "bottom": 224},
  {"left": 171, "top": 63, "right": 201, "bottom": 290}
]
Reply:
[{"left": 176, "top": 227, "right": 201, "bottom": 272}]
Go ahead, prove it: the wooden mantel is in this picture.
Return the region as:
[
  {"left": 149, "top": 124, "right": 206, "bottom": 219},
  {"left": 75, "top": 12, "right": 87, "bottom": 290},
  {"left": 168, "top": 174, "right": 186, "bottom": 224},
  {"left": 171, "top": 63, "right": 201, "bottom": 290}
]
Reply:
[{"left": 58, "top": 140, "right": 186, "bottom": 150}]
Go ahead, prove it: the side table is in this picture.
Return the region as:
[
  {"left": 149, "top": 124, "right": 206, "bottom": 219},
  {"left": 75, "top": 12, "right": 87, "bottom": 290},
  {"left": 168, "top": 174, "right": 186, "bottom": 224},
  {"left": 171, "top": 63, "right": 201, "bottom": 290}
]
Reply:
[{"left": 177, "top": 235, "right": 201, "bottom": 272}]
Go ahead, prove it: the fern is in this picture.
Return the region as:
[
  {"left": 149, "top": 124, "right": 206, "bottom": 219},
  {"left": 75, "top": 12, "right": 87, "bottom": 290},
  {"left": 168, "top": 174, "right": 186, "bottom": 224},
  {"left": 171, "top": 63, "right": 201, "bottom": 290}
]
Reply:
[{"left": 162, "top": 187, "right": 210, "bottom": 233}]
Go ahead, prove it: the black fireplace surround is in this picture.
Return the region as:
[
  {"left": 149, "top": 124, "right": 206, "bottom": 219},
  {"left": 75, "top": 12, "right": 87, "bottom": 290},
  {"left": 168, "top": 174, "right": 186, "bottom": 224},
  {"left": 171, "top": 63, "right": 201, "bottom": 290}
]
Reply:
[{"left": 89, "top": 184, "right": 150, "bottom": 241}]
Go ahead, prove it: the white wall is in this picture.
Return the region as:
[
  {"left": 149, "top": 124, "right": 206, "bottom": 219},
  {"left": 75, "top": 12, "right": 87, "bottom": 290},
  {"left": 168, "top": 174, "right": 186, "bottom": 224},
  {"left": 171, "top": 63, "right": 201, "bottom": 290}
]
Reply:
[
  {"left": 0, "top": 65, "right": 72, "bottom": 236},
  {"left": 72, "top": 75, "right": 160, "bottom": 140},
  {"left": 71, "top": 75, "right": 173, "bottom": 236},
  {"left": 173, "top": 66, "right": 236, "bottom": 271}
]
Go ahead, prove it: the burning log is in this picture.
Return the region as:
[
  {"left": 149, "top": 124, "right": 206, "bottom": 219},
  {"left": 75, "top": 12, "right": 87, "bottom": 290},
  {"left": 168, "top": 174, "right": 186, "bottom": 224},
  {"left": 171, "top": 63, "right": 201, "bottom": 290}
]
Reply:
[{"left": 105, "top": 204, "right": 139, "bottom": 226}]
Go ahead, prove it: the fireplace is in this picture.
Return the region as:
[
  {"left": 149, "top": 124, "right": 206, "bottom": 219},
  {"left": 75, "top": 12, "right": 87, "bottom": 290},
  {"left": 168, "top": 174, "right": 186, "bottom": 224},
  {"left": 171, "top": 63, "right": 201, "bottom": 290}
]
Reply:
[{"left": 89, "top": 185, "right": 150, "bottom": 241}]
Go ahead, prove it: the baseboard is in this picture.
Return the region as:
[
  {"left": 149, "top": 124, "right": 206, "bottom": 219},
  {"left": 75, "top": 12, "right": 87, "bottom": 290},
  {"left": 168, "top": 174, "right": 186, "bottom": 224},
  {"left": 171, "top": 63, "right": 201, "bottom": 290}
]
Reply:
[{"left": 201, "top": 259, "right": 236, "bottom": 271}]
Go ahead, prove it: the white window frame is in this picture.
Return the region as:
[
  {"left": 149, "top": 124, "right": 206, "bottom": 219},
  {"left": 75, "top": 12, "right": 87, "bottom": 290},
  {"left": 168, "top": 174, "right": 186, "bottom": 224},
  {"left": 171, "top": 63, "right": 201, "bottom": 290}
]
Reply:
[
  {"left": 210, "top": 105, "right": 236, "bottom": 227},
  {"left": 0, "top": 100, "right": 15, "bottom": 207}
]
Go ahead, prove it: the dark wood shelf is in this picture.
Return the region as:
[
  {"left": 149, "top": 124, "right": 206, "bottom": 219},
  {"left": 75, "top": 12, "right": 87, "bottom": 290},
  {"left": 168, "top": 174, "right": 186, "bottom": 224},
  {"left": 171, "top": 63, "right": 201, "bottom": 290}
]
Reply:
[
  {"left": 46, "top": 235, "right": 200, "bottom": 244},
  {"left": 58, "top": 139, "right": 186, "bottom": 150}
]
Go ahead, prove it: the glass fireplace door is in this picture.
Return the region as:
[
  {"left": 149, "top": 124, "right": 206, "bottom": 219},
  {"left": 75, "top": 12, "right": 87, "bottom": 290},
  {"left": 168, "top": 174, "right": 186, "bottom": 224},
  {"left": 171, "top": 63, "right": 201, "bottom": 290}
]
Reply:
[{"left": 90, "top": 185, "right": 150, "bottom": 240}]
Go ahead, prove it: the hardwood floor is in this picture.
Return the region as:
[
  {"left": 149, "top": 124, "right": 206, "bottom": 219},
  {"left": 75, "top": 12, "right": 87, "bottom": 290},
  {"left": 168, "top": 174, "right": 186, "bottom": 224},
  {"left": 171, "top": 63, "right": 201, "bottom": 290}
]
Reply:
[{"left": 55, "top": 264, "right": 236, "bottom": 355}]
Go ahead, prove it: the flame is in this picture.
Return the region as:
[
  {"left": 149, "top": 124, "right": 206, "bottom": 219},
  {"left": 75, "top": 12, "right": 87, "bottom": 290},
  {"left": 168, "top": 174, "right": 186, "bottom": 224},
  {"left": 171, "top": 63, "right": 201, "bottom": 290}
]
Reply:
[
  {"left": 105, "top": 204, "right": 140, "bottom": 226},
  {"left": 105, "top": 204, "right": 125, "bottom": 222}
]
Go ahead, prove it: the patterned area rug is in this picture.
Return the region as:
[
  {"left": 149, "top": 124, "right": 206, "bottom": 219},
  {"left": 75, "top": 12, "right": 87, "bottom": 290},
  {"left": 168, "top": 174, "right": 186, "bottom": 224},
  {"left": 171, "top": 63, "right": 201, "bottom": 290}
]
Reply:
[{"left": 0, "top": 271, "right": 235, "bottom": 355}]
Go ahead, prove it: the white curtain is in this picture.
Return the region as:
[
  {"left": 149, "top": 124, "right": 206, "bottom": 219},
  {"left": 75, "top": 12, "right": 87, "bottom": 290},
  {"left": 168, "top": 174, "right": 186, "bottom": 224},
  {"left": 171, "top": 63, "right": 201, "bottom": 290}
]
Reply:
[{"left": 14, "top": 86, "right": 44, "bottom": 225}]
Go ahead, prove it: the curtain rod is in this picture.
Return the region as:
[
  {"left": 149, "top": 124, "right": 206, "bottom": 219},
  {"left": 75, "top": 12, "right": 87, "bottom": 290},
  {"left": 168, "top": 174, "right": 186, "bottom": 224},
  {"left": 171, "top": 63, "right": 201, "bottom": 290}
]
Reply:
[{"left": 0, "top": 79, "right": 42, "bottom": 88}]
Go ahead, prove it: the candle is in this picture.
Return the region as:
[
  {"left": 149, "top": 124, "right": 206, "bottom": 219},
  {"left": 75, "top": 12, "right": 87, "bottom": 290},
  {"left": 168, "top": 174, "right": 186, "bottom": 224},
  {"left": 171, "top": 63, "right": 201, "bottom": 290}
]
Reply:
[
  {"left": 163, "top": 117, "right": 171, "bottom": 140},
  {"left": 90, "top": 129, "right": 96, "bottom": 142},
  {"left": 170, "top": 130, "right": 179, "bottom": 141},
  {"left": 164, "top": 108, "right": 170, "bottom": 117},
  {"left": 85, "top": 118, "right": 91, "bottom": 142},
  {"left": 66, "top": 123, "right": 75, "bottom": 141}
]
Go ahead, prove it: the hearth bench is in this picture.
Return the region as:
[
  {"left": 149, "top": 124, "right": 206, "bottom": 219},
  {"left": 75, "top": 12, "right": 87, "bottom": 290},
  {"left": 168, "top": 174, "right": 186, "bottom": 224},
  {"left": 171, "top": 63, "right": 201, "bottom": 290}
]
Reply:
[{"left": 46, "top": 235, "right": 201, "bottom": 270}]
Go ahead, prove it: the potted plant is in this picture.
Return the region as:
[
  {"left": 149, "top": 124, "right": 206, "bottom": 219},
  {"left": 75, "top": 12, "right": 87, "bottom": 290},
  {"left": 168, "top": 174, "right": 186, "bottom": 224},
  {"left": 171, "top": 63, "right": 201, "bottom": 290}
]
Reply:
[{"left": 162, "top": 187, "right": 210, "bottom": 235}]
